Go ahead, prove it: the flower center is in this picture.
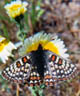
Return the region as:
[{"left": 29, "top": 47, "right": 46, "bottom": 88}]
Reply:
[
  {"left": 26, "top": 40, "right": 60, "bottom": 56},
  {"left": 26, "top": 40, "right": 48, "bottom": 53},
  {"left": 9, "top": 4, "right": 21, "bottom": 10},
  {"left": 0, "top": 40, "right": 8, "bottom": 52},
  {"left": 43, "top": 41, "right": 60, "bottom": 55}
]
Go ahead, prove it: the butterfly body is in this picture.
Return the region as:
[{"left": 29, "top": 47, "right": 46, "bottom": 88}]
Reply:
[{"left": 31, "top": 45, "right": 48, "bottom": 78}]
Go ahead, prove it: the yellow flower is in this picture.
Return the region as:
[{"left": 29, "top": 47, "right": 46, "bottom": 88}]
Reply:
[
  {"left": 4, "top": 0, "right": 28, "bottom": 18},
  {"left": 0, "top": 36, "right": 16, "bottom": 63},
  {"left": 19, "top": 32, "right": 69, "bottom": 59}
]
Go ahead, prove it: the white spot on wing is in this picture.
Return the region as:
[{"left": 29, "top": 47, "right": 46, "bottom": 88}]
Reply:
[
  {"left": 55, "top": 56, "right": 59, "bottom": 63},
  {"left": 30, "top": 80, "right": 33, "bottom": 83},
  {"left": 55, "top": 64, "right": 58, "bottom": 69},
  {"left": 6, "top": 67, "right": 9, "bottom": 71},
  {"left": 52, "top": 71, "right": 56, "bottom": 75},
  {"left": 61, "top": 70, "right": 64, "bottom": 73}
]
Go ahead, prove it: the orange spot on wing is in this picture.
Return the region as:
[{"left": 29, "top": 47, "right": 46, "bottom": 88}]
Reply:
[
  {"left": 52, "top": 55, "right": 56, "bottom": 61},
  {"left": 34, "top": 76, "right": 37, "bottom": 80},
  {"left": 17, "top": 63, "right": 21, "bottom": 67},
  {"left": 58, "top": 59, "right": 62, "bottom": 64},
  {"left": 49, "top": 82, "right": 53, "bottom": 86},
  {"left": 37, "top": 76, "right": 40, "bottom": 80},
  {"left": 23, "top": 57, "right": 27, "bottom": 63},
  {"left": 30, "top": 76, "right": 34, "bottom": 80},
  {"left": 45, "top": 82, "right": 48, "bottom": 85},
  {"left": 58, "top": 78, "right": 67, "bottom": 81},
  {"left": 30, "top": 76, "right": 37, "bottom": 80},
  {"left": 45, "top": 75, "right": 52, "bottom": 79},
  {"left": 16, "top": 61, "right": 21, "bottom": 68}
]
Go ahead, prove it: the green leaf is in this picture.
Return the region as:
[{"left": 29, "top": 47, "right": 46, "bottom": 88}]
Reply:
[
  {"left": 37, "top": 0, "right": 42, "bottom": 7},
  {"left": 31, "top": 0, "right": 36, "bottom": 28},
  {"left": 24, "top": 13, "right": 28, "bottom": 25},
  {"left": 37, "top": 10, "right": 44, "bottom": 20},
  {"left": 24, "top": 12, "right": 30, "bottom": 31},
  {"left": 5, "top": 0, "right": 11, "bottom": 4},
  {"left": 3, "top": 24, "right": 9, "bottom": 40},
  {"left": 40, "top": 84, "right": 46, "bottom": 89},
  {"left": 29, "top": 87, "right": 37, "bottom": 96}
]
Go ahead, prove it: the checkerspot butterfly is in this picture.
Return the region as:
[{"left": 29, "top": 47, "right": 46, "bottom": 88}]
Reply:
[{"left": 2, "top": 45, "right": 77, "bottom": 87}]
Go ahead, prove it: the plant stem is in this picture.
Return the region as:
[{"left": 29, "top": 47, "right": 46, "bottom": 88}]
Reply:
[
  {"left": 17, "top": 21, "right": 26, "bottom": 42},
  {"left": 16, "top": 84, "right": 20, "bottom": 96}
]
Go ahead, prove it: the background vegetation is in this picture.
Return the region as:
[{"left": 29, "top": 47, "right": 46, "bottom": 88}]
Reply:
[{"left": 0, "top": 0, "right": 80, "bottom": 96}]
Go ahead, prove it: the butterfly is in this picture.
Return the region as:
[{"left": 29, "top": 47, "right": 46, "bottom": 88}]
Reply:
[{"left": 2, "top": 44, "right": 77, "bottom": 87}]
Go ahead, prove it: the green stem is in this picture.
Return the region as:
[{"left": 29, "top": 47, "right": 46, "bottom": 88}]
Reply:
[{"left": 16, "top": 22, "right": 26, "bottom": 43}]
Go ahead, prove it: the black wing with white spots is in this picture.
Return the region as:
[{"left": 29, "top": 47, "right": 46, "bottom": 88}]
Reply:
[
  {"left": 2, "top": 55, "right": 32, "bottom": 83},
  {"left": 46, "top": 51, "right": 77, "bottom": 83}
]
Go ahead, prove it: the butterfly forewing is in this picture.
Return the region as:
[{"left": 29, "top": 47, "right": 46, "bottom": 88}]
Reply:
[
  {"left": 47, "top": 51, "right": 77, "bottom": 83},
  {"left": 2, "top": 55, "right": 32, "bottom": 83}
]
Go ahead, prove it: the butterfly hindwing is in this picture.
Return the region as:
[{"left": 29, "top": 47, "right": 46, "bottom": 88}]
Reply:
[
  {"left": 44, "top": 70, "right": 55, "bottom": 86},
  {"left": 2, "top": 54, "right": 32, "bottom": 83},
  {"left": 22, "top": 66, "right": 42, "bottom": 87},
  {"left": 29, "top": 66, "right": 42, "bottom": 86},
  {"left": 46, "top": 51, "right": 77, "bottom": 84}
]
